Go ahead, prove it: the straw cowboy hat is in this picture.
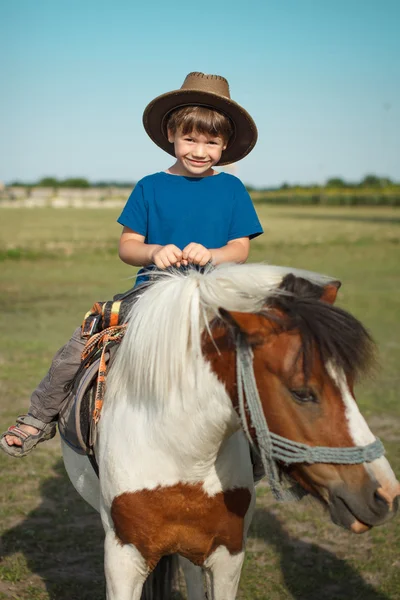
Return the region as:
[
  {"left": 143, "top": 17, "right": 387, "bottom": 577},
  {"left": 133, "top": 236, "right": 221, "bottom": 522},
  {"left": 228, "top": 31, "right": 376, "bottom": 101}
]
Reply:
[{"left": 142, "top": 72, "right": 258, "bottom": 165}]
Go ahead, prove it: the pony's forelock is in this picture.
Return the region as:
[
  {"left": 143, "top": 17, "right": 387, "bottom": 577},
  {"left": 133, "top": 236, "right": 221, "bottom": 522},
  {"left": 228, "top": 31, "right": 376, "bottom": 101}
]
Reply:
[{"left": 266, "top": 275, "right": 376, "bottom": 381}]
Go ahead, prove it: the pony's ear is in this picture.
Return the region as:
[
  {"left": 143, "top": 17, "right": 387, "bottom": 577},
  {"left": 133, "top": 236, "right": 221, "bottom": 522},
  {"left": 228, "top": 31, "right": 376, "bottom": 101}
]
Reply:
[
  {"left": 321, "top": 281, "right": 341, "bottom": 304},
  {"left": 218, "top": 308, "right": 269, "bottom": 344}
]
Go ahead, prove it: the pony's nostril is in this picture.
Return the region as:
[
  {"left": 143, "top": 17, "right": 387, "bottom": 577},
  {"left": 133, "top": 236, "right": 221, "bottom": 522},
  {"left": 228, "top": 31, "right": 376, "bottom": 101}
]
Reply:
[
  {"left": 374, "top": 489, "right": 389, "bottom": 505},
  {"left": 375, "top": 486, "right": 399, "bottom": 512},
  {"left": 373, "top": 489, "right": 392, "bottom": 516}
]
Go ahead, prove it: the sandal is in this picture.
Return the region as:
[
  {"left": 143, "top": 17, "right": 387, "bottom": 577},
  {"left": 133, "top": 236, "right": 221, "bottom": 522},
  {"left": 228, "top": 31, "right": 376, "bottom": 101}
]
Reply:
[{"left": 0, "top": 414, "right": 57, "bottom": 458}]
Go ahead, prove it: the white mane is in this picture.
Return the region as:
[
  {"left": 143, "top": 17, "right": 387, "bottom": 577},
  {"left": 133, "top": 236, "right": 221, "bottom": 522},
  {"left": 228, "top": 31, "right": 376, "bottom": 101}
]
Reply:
[{"left": 106, "top": 263, "right": 334, "bottom": 405}]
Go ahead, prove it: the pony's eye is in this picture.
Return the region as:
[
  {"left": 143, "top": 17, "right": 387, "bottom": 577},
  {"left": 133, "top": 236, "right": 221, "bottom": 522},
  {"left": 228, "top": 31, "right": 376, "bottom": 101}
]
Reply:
[{"left": 290, "top": 389, "right": 317, "bottom": 404}]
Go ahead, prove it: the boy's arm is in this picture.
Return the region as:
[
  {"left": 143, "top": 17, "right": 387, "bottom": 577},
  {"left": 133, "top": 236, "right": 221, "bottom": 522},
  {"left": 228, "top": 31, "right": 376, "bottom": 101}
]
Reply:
[
  {"left": 119, "top": 227, "right": 183, "bottom": 268},
  {"left": 119, "top": 228, "right": 158, "bottom": 266},
  {"left": 182, "top": 237, "right": 250, "bottom": 266},
  {"left": 211, "top": 237, "right": 250, "bottom": 265}
]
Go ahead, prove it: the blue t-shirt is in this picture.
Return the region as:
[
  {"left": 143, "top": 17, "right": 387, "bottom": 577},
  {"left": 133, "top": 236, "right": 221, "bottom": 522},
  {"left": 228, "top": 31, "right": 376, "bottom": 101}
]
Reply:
[{"left": 118, "top": 171, "right": 263, "bottom": 284}]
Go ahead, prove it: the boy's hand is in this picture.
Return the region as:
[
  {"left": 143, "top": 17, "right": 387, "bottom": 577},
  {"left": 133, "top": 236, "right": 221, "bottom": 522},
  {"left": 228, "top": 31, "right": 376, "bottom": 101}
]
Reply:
[
  {"left": 182, "top": 243, "right": 212, "bottom": 267},
  {"left": 151, "top": 244, "right": 183, "bottom": 269}
]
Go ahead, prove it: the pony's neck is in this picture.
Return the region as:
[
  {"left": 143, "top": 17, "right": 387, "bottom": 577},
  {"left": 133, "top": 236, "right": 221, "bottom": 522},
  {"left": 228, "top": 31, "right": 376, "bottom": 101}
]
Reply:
[{"left": 101, "top": 359, "right": 239, "bottom": 489}]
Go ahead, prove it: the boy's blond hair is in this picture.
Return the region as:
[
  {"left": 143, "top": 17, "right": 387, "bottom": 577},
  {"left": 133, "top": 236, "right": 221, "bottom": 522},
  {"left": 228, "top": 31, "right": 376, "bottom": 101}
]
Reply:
[{"left": 166, "top": 106, "right": 234, "bottom": 145}]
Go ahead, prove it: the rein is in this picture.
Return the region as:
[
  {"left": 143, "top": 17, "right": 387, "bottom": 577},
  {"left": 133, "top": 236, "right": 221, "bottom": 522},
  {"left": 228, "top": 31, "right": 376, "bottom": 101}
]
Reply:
[{"left": 235, "top": 335, "right": 385, "bottom": 501}]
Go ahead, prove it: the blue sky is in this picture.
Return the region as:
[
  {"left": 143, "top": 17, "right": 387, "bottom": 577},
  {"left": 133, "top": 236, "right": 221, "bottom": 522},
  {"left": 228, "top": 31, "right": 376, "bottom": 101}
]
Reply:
[{"left": 1, "top": 0, "right": 399, "bottom": 187}]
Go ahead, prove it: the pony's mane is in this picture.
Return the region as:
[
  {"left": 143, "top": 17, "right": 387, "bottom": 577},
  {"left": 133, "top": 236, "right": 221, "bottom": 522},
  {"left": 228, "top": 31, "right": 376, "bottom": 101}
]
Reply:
[
  {"left": 264, "top": 273, "right": 375, "bottom": 380},
  {"left": 106, "top": 263, "right": 355, "bottom": 403}
]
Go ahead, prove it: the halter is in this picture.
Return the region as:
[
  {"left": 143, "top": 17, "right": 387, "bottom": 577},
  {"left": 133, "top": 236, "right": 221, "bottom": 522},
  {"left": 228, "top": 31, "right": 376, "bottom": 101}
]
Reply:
[{"left": 235, "top": 335, "right": 385, "bottom": 501}]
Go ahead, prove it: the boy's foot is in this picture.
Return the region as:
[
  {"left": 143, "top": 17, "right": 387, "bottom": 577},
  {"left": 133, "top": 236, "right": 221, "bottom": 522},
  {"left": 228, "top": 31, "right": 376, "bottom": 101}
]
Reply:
[
  {"left": 0, "top": 414, "right": 56, "bottom": 458},
  {"left": 4, "top": 423, "right": 39, "bottom": 445}
]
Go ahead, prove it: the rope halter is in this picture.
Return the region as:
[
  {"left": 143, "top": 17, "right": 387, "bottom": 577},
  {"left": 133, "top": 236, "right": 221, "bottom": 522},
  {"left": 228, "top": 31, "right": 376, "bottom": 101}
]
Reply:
[{"left": 235, "top": 335, "right": 385, "bottom": 501}]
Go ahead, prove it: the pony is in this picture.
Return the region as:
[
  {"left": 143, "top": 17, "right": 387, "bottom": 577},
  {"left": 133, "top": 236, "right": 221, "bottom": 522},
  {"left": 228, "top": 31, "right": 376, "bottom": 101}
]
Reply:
[{"left": 62, "top": 263, "right": 400, "bottom": 600}]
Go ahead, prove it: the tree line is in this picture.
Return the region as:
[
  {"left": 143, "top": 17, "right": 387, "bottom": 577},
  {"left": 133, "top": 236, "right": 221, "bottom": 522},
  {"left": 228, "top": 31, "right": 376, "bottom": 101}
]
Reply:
[
  {"left": 8, "top": 177, "right": 136, "bottom": 189},
  {"left": 246, "top": 175, "right": 398, "bottom": 192},
  {"left": 8, "top": 174, "right": 399, "bottom": 191}
]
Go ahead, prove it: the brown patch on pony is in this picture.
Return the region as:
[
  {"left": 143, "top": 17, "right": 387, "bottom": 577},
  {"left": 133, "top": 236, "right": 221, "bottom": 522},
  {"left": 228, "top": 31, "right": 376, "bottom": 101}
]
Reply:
[{"left": 111, "top": 484, "right": 251, "bottom": 569}]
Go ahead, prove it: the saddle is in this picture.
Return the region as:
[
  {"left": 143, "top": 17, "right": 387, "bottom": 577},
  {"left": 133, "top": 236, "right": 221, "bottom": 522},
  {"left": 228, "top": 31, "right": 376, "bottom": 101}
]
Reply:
[
  {"left": 58, "top": 345, "right": 118, "bottom": 456},
  {"left": 58, "top": 284, "right": 146, "bottom": 458}
]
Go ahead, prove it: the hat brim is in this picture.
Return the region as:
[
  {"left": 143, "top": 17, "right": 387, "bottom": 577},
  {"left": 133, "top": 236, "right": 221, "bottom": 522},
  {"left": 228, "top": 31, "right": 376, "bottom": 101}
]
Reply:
[{"left": 142, "top": 89, "right": 258, "bottom": 166}]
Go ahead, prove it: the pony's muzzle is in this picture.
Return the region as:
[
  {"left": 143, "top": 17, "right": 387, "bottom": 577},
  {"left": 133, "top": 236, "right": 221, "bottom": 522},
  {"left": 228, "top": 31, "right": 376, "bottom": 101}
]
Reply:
[{"left": 328, "top": 480, "right": 399, "bottom": 533}]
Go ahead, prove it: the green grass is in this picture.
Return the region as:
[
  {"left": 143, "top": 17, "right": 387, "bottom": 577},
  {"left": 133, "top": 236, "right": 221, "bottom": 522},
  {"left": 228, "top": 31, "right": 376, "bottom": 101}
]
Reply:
[{"left": 0, "top": 205, "right": 399, "bottom": 599}]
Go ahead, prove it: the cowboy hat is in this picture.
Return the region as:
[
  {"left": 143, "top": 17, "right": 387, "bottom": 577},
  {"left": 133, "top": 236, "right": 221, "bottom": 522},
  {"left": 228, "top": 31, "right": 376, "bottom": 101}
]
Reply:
[{"left": 142, "top": 72, "right": 258, "bottom": 165}]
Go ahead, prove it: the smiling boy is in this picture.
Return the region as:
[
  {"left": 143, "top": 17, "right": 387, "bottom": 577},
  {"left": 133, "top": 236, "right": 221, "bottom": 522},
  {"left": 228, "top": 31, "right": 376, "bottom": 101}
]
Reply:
[{"left": 1, "top": 72, "right": 263, "bottom": 456}]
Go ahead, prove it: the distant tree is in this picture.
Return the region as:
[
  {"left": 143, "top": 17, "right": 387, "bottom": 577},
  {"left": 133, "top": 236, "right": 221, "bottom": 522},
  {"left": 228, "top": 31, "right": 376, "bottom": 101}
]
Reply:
[
  {"left": 92, "top": 181, "right": 109, "bottom": 188},
  {"left": 326, "top": 177, "right": 346, "bottom": 188},
  {"left": 280, "top": 182, "right": 290, "bottom": 190},
  {"left": 116, "top": 182, "right": 136, "bottom": 188},
  {"left": 379, "top": 177, "right": 393, "bottom": 187},
  {"left": 38, "top": 177, "right": 59, "bottom": 187},
  {"left": 360, "top": 174, "right": 381, "bottom": 188},
  {"left": 61, "top": 178, "right": 90, "bottom": 188},
  {"left": 93, "top": 181, "right": 136, "bottom": 188},
  {"left": 9, "top": 180, "right": 28, "bottom": 187},
  {"left": 93, "top": 181, "right": 110, "bottom": 188}
]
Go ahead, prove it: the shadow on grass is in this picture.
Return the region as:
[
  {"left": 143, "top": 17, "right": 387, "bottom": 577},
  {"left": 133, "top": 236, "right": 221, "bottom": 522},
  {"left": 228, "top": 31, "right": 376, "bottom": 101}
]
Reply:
[
  {"left": 248, "top": 508, "right": 390, "bottom": 600},
  {"left": 0, "top": 458, "right": 186, "bottom": 600},
  {"left": 1, "top": 459, "right": 105, "bottom": 599}
]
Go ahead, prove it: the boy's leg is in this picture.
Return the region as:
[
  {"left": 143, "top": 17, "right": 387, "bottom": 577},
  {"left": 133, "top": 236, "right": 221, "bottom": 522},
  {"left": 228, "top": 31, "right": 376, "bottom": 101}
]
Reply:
[
  {"left": 3, "top": 327, "right": 85, "bottom": 449},
  {"left": 29, "top": 326, "right": 85, "bottom": 423}
]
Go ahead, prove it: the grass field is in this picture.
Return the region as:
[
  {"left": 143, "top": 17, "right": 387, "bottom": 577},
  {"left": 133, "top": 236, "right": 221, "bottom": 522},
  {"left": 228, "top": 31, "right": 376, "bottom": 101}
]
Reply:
[{"left": 0, "top": 204, "right": 399, "bottom": 599}]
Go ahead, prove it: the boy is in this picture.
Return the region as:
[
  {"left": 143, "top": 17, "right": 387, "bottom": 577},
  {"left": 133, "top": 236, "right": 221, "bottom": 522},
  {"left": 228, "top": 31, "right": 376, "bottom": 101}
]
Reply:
[{"left": 1, "top": 71, "right": 263, "bottom": 456}]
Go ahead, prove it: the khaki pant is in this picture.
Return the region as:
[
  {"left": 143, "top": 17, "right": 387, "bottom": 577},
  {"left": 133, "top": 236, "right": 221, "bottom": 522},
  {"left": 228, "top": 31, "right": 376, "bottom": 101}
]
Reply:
[{"left": 28, "top": 327, "right": 85, "bottom": 423}]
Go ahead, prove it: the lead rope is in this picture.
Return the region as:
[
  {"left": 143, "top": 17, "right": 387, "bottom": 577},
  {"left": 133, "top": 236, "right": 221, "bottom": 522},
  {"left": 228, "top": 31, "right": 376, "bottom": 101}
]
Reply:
[{"left": 236, "top": 335, "right": 385, "bottom": 501}]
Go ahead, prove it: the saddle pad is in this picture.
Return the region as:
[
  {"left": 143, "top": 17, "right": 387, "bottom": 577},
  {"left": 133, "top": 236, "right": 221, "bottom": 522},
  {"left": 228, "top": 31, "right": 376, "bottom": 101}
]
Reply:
[{"left": 58, "top": 354, "right": 109, "bottom": 455}]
